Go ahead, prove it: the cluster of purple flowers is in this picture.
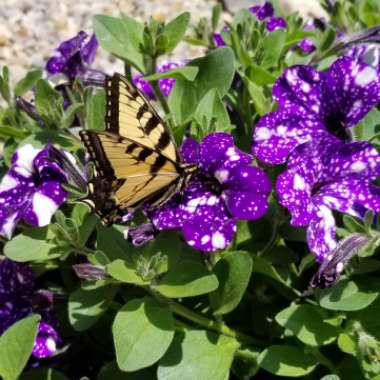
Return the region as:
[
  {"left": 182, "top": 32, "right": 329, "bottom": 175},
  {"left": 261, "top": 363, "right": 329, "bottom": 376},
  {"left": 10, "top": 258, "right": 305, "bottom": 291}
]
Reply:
[
  {"left": 148, "top": 133, "right": 271, "bottom": 251},
  {"left": 253, "top": 55, "right": 380, "bottom": 259},
  {"left": 213, "top": 2, "right": 287, "bottom": 47},
  {"left": 0, "top": 259, "right": 59, "bottom": 358}
]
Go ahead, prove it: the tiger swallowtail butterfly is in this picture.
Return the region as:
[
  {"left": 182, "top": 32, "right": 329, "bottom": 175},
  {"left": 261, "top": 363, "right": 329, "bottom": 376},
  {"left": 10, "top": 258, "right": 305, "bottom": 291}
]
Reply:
[{"left": 79, "top": 73, "right": 197, "bottom": 224}]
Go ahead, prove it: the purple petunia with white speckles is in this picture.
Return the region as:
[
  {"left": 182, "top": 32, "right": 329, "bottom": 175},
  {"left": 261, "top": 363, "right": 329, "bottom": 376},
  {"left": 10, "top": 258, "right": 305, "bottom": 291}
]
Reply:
[
  {"left": 253, "top": 56, "right": 380, "bottom": 164},
  {"left": 147, "top": 133, "right": 271, "bottom": 252},
  {"left": 0, "top": 259, "right": 59, "bottom": 358},
  {"left": 46, "top": 31, "right": 98, "bottom": 79},
  {"left": 346, "top": 43, "right": 380, "bottom": 72},
  {"left": 132, "top": 61, "right": 186, "bottom": 100},
  {"left": 213, "top": 2, "right": 286, "bottom": 47},
  {"left": 276, "top": 135, "right": 380, "bottom": 260},
  {"left": 0, "top": 144, "right": 71, "bottom": 239}
]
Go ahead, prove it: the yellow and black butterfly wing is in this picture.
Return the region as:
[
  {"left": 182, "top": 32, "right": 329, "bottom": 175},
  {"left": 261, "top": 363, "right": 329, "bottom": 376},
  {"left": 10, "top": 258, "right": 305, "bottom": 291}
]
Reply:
[
  {"left": 105, "top": 73, "right": 179, "bottom": 163},
  {"left": 79, "top": 130, "right": 180, "bottom": 223}
]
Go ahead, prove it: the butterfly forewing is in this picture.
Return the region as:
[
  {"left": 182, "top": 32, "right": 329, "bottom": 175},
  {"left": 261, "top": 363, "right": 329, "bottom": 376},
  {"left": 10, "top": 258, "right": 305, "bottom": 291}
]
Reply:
[
  {"left": 105, "top": 74, "right": 179, "bottom": 163},
  {"left": 80, "top": 73, "right": 197, "bottom": 223}
]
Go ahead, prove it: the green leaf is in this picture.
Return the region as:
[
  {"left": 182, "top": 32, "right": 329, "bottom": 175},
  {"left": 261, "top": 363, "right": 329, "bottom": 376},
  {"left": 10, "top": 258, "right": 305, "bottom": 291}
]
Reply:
[
  {"left": 251, "top": 256, "right": 288, "bottom": 285},
  {"left": 14, "top": 70, "right": 42, "bottom": 97},
  {"left": 60, "top": 102, "right": 83, "bottom": 130},
  {"left": 0, "top": 66, "right": 11, "bottom": 103},
  {"left": 168, "top": 47, "right": 235, "bottom": 125},
  {"left": 246, "top": 79, "right": 271, "bottom": 116},
  {"left": 4, "top": 226, "right": 59, "bottom": 262},
  {"left": 154, "top": 259, "right": 218, "bottom": 298},
  {"left": 113, "top": 297, "right": 175, "bottom": 372},
  {"left": 275, "top": 304, "right": 339, "bottom": 346},
  {"left": 107, "top": 259, "right": 148, "bottom": 285},
  {"left": 258, "top": 345, "right": 318, "bottom": 377},
  {"left": 96, "top": 224, "right": 131, "bottom": 261},
  {"left": 193, "top": 88, "right": 231, "bottom": 133},
  {"left": 20, "top": 368, "right": 69, "bottom": 380},
  {"left": 144, "top": 66, "right": 198, "bottom": 81},
  {"left": 98, "top": 361, "right": 155, "bottom": 380},
  {"left": 158, "top": 330, "right": 239, "bottom": 380},
  {"left": 320, "top": 375, "right": 340, "bottom": 380},
  {"left": 319, "top": 279, "right": 378, "bottom": 311},
  {"left": 261, "top": 29, "right": 286, "bottom": 69},
  {"left": 93, "top": 14, "right": 145, "bottom": 72},
  {"left": 247, "top": 64, "right": 276, "bottom": 86},
  {"left": 85, "top": 88, "right": 106, "bottom": 130},
  {"left": 0, "top": 315, "right": 41, "bottom": 380},
  {"left": 210, "top": 251, "right": 253, "bottom": 315},
  {"left": 211, "top": 4, "right": 222, "bottom": 31},
  {"left": 164, "top": 12, "right": 190, "bottom": 53},
  {"left": 337, "top": 333, "right": 357, "bottom": 355},
  {"left": 35, "top": 79, "right": 64, "bottom": 127},
  {"left": 69, "top": 281, "right": 119, "bottom": 331}
]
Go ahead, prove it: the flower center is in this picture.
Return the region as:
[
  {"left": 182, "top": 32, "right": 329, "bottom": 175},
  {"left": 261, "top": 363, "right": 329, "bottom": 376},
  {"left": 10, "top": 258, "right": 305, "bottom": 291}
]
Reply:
[{"left": 323, "top": 112, "right": 352, "bottom": 142}]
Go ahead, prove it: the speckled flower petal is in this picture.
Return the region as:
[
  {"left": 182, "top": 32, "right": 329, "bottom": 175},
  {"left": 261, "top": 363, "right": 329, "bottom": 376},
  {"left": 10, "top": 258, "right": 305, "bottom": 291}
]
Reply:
[
  {"left": 0, "top": 259, "right": 35, "bottom": 294},
  {"left": 272, "top": 64, "right": 323, "bottom": 115},
  {"left": 224, "top": 191, "right": 269, "bottom": 220},
  {"left": 297, "top": 38, "right": 316, "bottom": 53},
  {"left": 266, "top": 17, "right": 287, "bottom": 32},
  {"left": 180, "top": 137, "right": 200, "bottom": 164},
  {"left": 182, "top": 203, "right": 236, "bottom": 252},
  {"left": 346, "top": 43, "right": 380, "bottom": 72},
  {"left": 221, "top": 165, "right": 272, "bottom": 192},
  {"left": 307, "top": 204, "right": 338, "bottom": 261},
  {"left": 11, "top": 144, "right": 42, "bottom": 179},
  {"left": 151, "top": 179, "right": 209, "bottom": 230},
  {"left": 323, "top": 56, "right": 380, "bottom": 128},
  {"left": 316, "top": 177, "right": 380, "bottom": 216},
  {"left": 22, "top": 181, "right": 66, "bottom": 227},
  {"left": 252, "top": 105, "right": 326, "bottom": 164},
  {"left": 200, "top": 132, "right": 252, "bottom": 173},
  {"left": 213, "top": 33, "right": 226, "bottom": 47},
  {"left": 276, "top": 168, "right": 315, "bottom": 226},
  {"left": 32, "top": 321, "right": 59, "bottom": 359},
  {"left": 80, "top": 34, "right": 98, "bottom": 65},
  {"left": 324, "top": 141, "right": 380, "bottom": 181},
  {"left": 58, "top": 31, "right": 87, "bottom": 59},
  {"left": 249, "top": 2, "right": 274, "bottom": 20}
]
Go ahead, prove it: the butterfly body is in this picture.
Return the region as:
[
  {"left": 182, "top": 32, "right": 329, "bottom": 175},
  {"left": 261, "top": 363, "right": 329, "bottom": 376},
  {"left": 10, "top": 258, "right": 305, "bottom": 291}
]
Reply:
[{"left": 80, "top": 73, "right": 197, "bottom": 224}]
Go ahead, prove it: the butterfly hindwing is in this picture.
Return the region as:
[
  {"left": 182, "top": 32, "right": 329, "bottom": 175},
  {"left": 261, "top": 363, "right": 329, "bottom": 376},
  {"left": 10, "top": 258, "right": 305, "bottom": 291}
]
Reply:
[
  {"left": 80, "top": 73, "right": 197, "bottom": 224},
  {"left": 105, "top": 74, "right": 179, "bottom": 163},
  {"left": 80, "top": 130, "right": 180, "bottom": 222}
]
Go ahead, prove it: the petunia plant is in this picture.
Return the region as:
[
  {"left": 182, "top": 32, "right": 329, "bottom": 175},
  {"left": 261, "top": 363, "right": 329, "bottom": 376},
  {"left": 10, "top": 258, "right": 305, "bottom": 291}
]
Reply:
[{"left": 1, "top": 1, "right": 380, "bottom": 379}]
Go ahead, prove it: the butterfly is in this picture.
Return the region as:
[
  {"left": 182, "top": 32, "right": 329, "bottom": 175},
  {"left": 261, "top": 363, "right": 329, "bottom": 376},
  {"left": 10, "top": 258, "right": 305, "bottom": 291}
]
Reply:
[{"left": 79, "top": 73, "right": 198, "bottom": 224}]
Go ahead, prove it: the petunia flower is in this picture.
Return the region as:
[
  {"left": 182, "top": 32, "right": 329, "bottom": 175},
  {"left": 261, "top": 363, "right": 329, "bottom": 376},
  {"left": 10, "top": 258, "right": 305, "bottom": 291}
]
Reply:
[
  {"left": 46, "top": 31, "right": 98, "bottom": 79},
  {"left": 146, "top": 133, "right": 272, "bottom": 252},
  {"left": 249, "top": 2, "right": 274, "bottom": 21},
  {"left": 266, "top": 17, "right": 287, "bottom": 32},
  {"left": 249, "top": 2, "right": 286, "bottom": 32},
  {"left": 0, "top": 258, "right": 60, "bottom": 358},
  {"left": 0, "top": 144, "right": 71, "bottom": 238},
  {"left": 253, "top": 56, "right": 380, "bottom": 164},
  {"left": 345, "top": 43, "right": 380, "bottom": 72},
  {"left": 132, "top": 61, "right": 185, "bottom": 100},
  {"left": 213, "top": 2, "right": 286, "bottom": 47},
  {"left": 296, "top": 19, "right": 318, "bottom": 53},
  {"left": 276, "top": 135, "right": 380, "bottom": 260}
]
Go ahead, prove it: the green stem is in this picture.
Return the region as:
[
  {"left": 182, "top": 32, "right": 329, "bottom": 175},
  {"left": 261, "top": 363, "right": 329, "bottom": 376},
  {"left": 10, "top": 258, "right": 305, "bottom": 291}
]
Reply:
[
  {"left": 168, "top": 299, "right": 265, "bottom": 346},
  {"left": 146, "top": 56, "right": 173, "bottom": 126},
  {"left": 309, "top": 348, "right": 337, "bottom": 374}
]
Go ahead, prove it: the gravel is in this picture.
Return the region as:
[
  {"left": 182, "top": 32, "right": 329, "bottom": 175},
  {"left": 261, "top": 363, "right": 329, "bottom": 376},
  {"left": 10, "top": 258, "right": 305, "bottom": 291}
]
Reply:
[
  {"left": 0, "top": 0, "right": 217, "bottom": 82},
  {"left": 0, "top": 0, "right": 328, "bottom": 83}
]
